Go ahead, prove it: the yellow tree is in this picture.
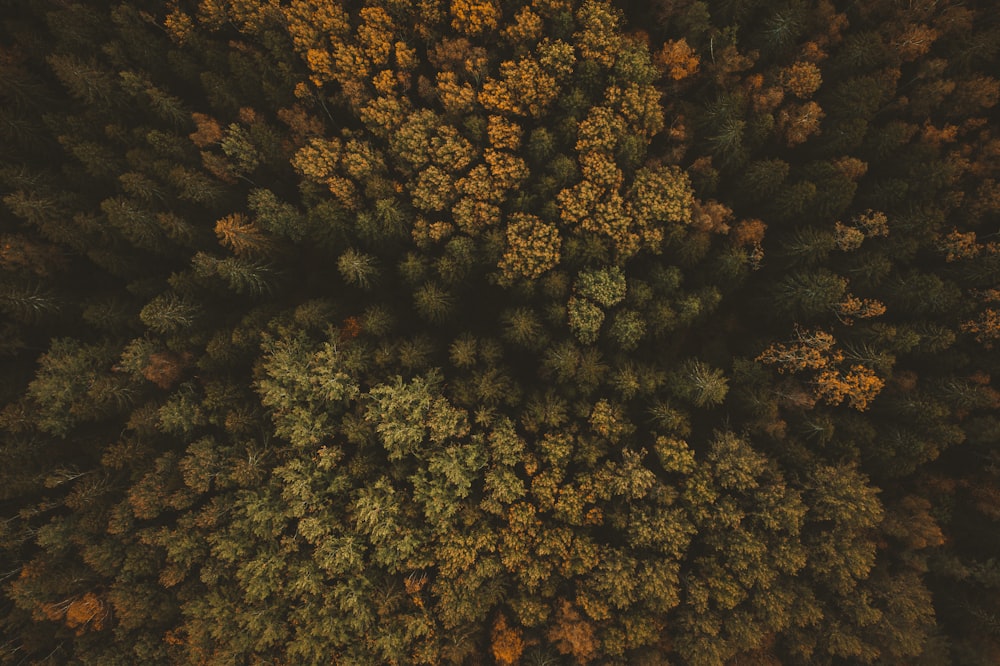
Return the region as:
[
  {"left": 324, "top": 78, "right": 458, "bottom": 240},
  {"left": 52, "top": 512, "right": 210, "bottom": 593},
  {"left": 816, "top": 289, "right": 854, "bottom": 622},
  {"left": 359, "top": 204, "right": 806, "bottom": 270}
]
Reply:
[
  {"left": 215, "top": 213, "right": 271, "bottom": 256},
  {"left": 779, "top": 61, "right": 822, "bottom": 99},
  {"left": 498, "top": 213, "right": 561, "bottom": 280},
  {"left": 548, "top": 599, "right": 598, "bottom": 663},
  {"left": 450, "top": 0, "right": 501, "bottom": 37},
  {"left": 757, "top": 328, "right": 886, "bottom": 411},
  {"left": 491, "top": 614, "right": 525, "bottom": 665},
  {"left": 654, "top": 39, "right": 700, "bottom": 81},
  {"left": 479, "top": 55, "right": 561, "bottom": 118},
  {"left": 574, "top": 0, "right": 624, "bottom": 68}
]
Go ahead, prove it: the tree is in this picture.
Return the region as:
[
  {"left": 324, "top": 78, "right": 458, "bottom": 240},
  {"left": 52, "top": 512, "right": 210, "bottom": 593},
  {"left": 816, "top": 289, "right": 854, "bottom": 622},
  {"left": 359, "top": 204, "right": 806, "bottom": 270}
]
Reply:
[
  {"left": 491, "top": 613, "right": 525, "bottom": 665},
  {"left": 413, "top": 281, "right": 456, "bottom": 323},
  {"left": 215, "top": 213, "right": 271, "bottom": 256},
  {"left": 548, "top": 599, "right": 598, "bottom": 663},
  {"left": 498, "top": 213, "right": 561, "bottom": 280},
  {"left": 655, "top": 39, "right": 700, "bottom": 81},
  {"left": 670, "top": 359, "right": 729, "bottom": 407},
  {"left": 27, "top": 338, "right": 129, "bottom": 436},
  {"left": 574, "top": 0, "right": 625, "bottom": 68},
  {"left": 770, "top": 269, "right": 847, "bottom": 320},
  {"left": 448, "top": 0, "right": 500, "bottom": 36},
  {"left": 256, "top": 329, "right": 362, "bottom": 449},
  {"left": 337, "top": 248, "right": 380, "bottom": 289},
  {"left": 479, "top": 55, "right": 561, "bottom": 118}
]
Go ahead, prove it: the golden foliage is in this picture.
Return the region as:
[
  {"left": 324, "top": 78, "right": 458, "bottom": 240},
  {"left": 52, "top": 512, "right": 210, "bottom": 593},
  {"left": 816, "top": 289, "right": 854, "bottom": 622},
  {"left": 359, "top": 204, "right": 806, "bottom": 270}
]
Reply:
[
  {"left": 356, "top": 7, "right": 396, "bottom": 67},
  {"left": 757, "top": 328, "right": 841, "bottom": 374},
  {"left": 574, "top": 0, "right": 623, "bottom": 68},
  {"left": 412, "top": 217, "right": 456, "bottom": 247},
  {"left": 732, "top": 218, "right": 767, "bottom": 247},
  {"left": 457, "top": 164, "right": 500, "bottom": 203},
  {"left": 291, "top": 138, "right": 340, "bottom": 182},
  {"left": 548, "top": 600, "right": 598, "bottom": 663},
  {"left": 777, "top": 101, "right": 825, "bottom": 147},
  {"left": 164, "top": 8, "right": 194, "bottom": 44},
  {"left": 450, "top": 0, "right": 500, "bottom": 36},
  {"left": 814, "top": 365, "right": 884, "bottom": 411},
  {"left": 962, "top": 309, "right": 1000, "bottom": 349},
  {"left": 371, "top": 69, "right": 397, "bottom": 95},
  {"left": 41, "top": 593, "right": 110, "bottom": 635},
  {"left": 340, "top": 139, "right": 384, "bottom": 182},
  {"left": 189, "top": 112, "right": 223, "bottom": 148},
  {"left": 834, "top": 294, "right": 886, "bottom": 325},
  {"left": 499, "top": 213, "right": 561, "bottom": 280},
  {"left": 589, "top": 399, "right": 628, "bottom": 441},
  {"left": 142, "top": 351, "right": 188, "bottom": 389},
  {"left": 605, "top": 82, "right": 665, "bottom": 136},
  {"left": 487, "top": 115, "right": 523, "bottom": 151},
  {"left": 215, "top": 213, "right": 271, "bottom": 256},
  {"left": 452, "top": 196, "right": 501, "bottom": 234},
  {"left": 359, "top": 94, "right": 411, "bottom": 137},
  {"left": 557, "top": 179, "right": 600, "bottom": 228},
  {"left": 394, "top": 40, "right": 419, "bottom": 73},
  {"left": 655, "top": 38, "right": 700, "bottom": 81},
  {"left": 537, "top": 38, "right": 576, "bottom": 80},
  {"left": 436, "top": 71, "right": 476, "bottom": 113},
  {"left": 491, "top": 614, "right": 526, "bottom": 665},
  {"left": 330, "top": 43, "right": 371, "bottom": 97},
  {"left": 892, "top": 24, "right": 938, "bottom": 62},
  {"left": 409, "top": 165, "right": 457, "bottom": 211},
  {"left": 485, "top": 149, "right": 530, "bottom": 190},
  {"left": 941, "top": 229, "right": 980, "bottom": 262},
  {"left": 575, "top": 106, "right": 625, "bottom": 153},
  {"left": 502, "top": 6, "right": 544, "bottom": 45},
  {"left": 291, "top": 137, "right": 362, "bottom": 208},
  {"left": 627, "top": 165, "right": 695, "bottom": 227},
  {"left": 855, "top": 209, "right": 889, "bottom": 237},
  {"left": 195, "top": 0, "right": 229, "bottom": 29},
  {"left": 834, "top": 221, "right": 865, "bottom": 251},
  {"left": 480, "top": 56, "right": 560, "bottom": 117},
  {"left": 758, "top": 327, "right": 886, "bottom": 411},
  {"left": 578, "top": 152, "right": 622, "bottom": 189},
  {"left": 283, "top": 0, "right": 350, "bottom": 52},
  {"left": 780, "top": 61, "right": 822, "bottom": 98}
]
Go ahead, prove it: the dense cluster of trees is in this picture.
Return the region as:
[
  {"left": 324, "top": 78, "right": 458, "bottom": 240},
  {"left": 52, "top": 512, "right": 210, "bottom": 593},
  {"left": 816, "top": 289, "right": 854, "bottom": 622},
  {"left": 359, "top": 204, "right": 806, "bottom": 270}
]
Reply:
[{"left": 0, "top": 0, "right": 998, "bottom": 663}]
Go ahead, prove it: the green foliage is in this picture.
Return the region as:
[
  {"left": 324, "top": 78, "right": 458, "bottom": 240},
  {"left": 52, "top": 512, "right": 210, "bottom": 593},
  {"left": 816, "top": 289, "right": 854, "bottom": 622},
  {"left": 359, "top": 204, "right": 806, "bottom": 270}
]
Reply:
[
  {"left": 413, "top": 281, "right": 455, "bottom": 323},
  {"left": 193, "top": 253, "right": 278, "bottom": 296},
  {"left": 139, "top": 292, "right": 200, "bottom": 334},
  {"left": 574, "top": 265, "right": 626, "bottom": 307},
  {"left": 567, "top": 296, "right": 605, "bottom": 344},
  {"left": 27, "top": 338, "right": 129, "bottom": 436},
  {"left": 365, "top": 372, "right": 469, "bottom": 460},
  {"left": 256, "top": 330, "right": 362, "bottom": 449},
  {"left": 337, "top": 248, "right": 380, "bottom": 289},
  {"left": 607, "top": 309, "right": 645, "bottom": 350},
  {"left": 671, "top": 359, "right": 729, "bottom": 407}
]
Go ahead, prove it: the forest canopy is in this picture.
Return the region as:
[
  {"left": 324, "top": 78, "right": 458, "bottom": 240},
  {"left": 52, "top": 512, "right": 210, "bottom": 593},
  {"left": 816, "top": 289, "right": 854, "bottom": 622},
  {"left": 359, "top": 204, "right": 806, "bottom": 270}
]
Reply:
[{"left": 1, "top": 0, "right": 999, "bottom": 664}]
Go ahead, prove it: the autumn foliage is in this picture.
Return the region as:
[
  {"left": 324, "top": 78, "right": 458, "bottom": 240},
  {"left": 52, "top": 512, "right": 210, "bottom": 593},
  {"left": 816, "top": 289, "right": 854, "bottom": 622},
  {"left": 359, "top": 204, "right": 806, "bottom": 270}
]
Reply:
[
  {"left": 0, "top": 0, "right": 998, "bottom": 664},
  {"left": 491, "top": 614, "right": 525, "bottom": 665}
]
